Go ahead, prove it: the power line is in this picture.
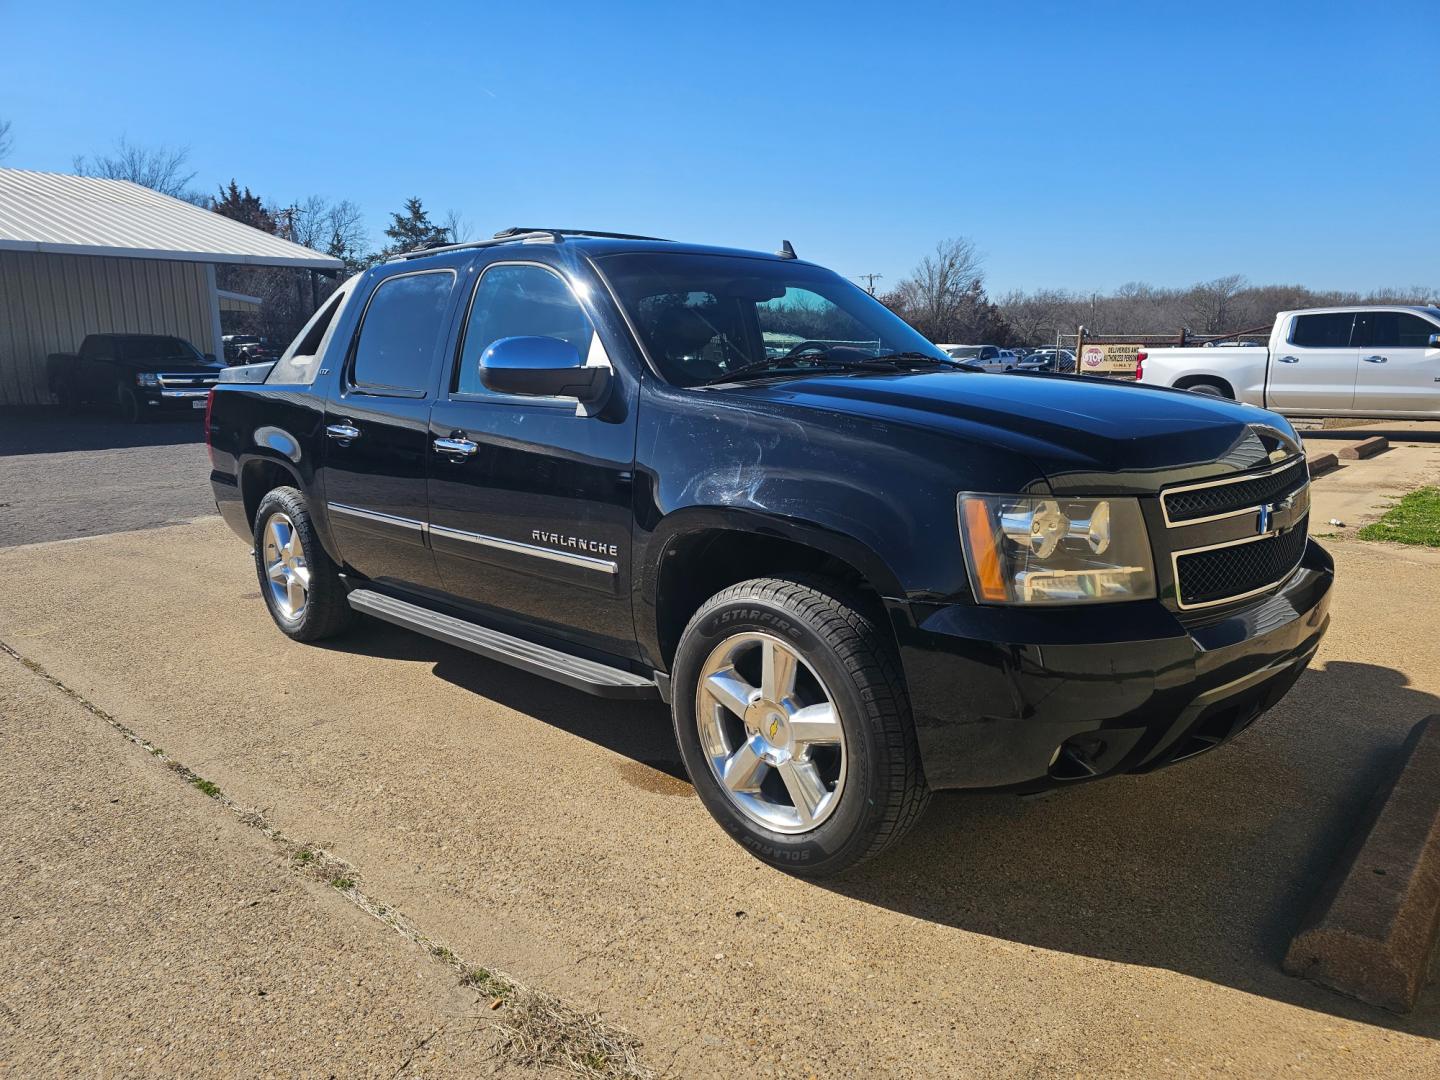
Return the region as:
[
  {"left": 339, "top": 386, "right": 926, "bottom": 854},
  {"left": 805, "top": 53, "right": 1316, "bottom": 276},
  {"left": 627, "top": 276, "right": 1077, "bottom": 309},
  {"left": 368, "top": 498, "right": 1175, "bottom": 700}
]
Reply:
[{"left": 856, "top": 273, "right": 883, "bottom": 295}]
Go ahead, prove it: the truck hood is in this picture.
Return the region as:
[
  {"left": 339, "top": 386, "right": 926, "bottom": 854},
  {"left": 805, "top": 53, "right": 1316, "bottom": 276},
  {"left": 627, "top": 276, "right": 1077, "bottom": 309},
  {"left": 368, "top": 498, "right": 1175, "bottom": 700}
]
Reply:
[
  {"left": 110, "top": 358, "right": 225, "bottom": 374},
  {"left": 724, "top": 370, "right": 1303, "bottom": 494}
]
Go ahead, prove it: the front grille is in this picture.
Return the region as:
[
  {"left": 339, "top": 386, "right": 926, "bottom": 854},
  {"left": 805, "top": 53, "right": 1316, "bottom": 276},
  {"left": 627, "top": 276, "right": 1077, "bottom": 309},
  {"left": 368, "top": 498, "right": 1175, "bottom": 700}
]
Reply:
[
  {"left": 1174, "top": 516, "right": 1309, "bottom": 608},
  {"left": 158, "top": 372, "right": 219, "bottom": 388},
  {"left": 1163, "top": 457, "right": 1307, "bottom": 524}
]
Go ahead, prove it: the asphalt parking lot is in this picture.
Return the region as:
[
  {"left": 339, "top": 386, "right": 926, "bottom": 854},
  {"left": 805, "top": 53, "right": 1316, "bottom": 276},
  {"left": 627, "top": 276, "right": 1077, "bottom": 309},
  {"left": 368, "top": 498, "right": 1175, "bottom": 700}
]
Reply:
[
  {"left": 0, "top": 410, "right": 213, "bottom": 548},
  {"left": 2, "top": 415, "right": 1439, "bottom": 1077}
]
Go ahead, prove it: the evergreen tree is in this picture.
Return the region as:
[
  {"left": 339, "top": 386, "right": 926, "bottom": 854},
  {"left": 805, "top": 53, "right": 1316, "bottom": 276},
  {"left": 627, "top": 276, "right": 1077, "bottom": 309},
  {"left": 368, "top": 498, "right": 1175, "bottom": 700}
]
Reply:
[
  {"left": 380, "top": 196, "right": 449, "bottom": 256},
  {"left": 212, "top": 180, "right": 276, "bottom": 233}
]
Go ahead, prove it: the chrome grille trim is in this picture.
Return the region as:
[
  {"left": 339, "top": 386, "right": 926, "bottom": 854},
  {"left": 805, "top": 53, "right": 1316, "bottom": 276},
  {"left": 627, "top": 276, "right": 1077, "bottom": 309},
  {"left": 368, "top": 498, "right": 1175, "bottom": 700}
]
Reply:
[{"left": 1160, "top": 456, "right": 1308, "bottom": 528}]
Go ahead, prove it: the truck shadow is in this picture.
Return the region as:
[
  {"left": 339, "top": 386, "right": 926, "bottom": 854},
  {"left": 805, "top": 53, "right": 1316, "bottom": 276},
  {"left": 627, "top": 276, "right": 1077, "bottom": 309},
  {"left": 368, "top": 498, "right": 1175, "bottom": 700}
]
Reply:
[
  {"left": 326, "top": 624, "right": 1439, "bottom": 1036},
  {"left": 828, "top": 658, "right": 1440, "bottom": 1037},
  {"left": 0, "top": 407, "right": 204, "bottom": 456}
]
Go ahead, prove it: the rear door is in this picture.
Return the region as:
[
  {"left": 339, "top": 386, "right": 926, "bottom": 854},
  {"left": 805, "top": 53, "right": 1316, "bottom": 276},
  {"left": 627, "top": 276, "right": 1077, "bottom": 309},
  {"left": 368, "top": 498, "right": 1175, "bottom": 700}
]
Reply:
[
  {"left": 1351, "top": 310, "right": 1440, "bottom": 415},
  {"left": 1265, "top": 311, "right": 1360, "bottom": 412},
  {"left": 425, "top": 257, "right": 639, "bottom": 659},
  {"left": 322, "top": 267, "right": 459, "bottom": 593}
]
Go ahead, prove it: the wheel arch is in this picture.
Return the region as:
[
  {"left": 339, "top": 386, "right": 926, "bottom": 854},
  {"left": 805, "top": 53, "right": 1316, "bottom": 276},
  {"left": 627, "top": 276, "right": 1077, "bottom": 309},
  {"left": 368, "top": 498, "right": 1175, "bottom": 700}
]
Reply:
[
  {"left": 643, "top": 507, "right": 906, "bottom": 673},
  {"left": 1174, "top": 373, "right": 1236, "bottom": 398}
]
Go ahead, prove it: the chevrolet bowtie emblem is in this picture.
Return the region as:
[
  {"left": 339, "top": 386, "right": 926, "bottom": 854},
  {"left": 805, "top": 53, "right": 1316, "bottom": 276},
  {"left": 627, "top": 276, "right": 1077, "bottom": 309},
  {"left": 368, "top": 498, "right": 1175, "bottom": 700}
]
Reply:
[{"left": 769, "top": 718, "right": 780, "bottom": 741}]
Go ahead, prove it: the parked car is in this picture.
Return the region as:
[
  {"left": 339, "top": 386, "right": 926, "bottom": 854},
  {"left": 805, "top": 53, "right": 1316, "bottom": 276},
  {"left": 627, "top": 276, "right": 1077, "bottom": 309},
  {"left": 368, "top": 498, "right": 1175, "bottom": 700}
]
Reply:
[
  {"left": 1017, "top": 348, "right": 1077, "bottom": 373},
  {"left": 222, "top": 335, "right": 275, "bottom": 365},
  {"left": 1138, "top": 306, "right": 1440, "bottom": 417},
  {"left": 208, "top": 228, "right": 1332, "bottom": 876},
  {"left": 938, "top": 344, "right": 1012, "bottom": 372},
  {"left": 47, "top": 333, "right": 225, "bottom": 422}
]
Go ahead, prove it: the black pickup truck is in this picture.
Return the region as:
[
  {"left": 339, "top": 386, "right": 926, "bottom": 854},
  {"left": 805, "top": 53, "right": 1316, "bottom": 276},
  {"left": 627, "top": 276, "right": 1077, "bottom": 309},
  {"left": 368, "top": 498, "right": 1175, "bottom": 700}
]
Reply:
[
  {"left": 49, "top": 333, "right": 225, "bottom": 422},
  {"left": 207, "top": 228, "right": 1333, "bottom": 875}
]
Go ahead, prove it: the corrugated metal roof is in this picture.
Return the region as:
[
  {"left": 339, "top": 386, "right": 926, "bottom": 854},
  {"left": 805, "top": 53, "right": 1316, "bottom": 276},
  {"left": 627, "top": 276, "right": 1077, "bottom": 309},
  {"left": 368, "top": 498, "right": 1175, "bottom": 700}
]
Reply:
[{"left": 0, "top": 168, "right": 343, "bottom": 269}]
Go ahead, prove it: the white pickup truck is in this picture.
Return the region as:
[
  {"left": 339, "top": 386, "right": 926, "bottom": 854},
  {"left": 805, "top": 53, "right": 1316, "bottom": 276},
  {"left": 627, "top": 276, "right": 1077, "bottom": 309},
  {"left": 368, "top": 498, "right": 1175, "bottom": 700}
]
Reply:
[{"left": 1137, "top": 305, "right": 1440, "bottom": 418}]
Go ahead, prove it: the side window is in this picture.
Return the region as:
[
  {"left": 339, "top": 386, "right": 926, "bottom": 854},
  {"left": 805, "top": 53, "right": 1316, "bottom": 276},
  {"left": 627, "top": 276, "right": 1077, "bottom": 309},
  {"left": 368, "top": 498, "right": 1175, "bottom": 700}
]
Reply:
[
  {"left": 350, "top": 270, "right": 455, "bottom": 393},
  {"left": 1364, "top": 311, "right": 1438, "bottom": 349},
  {"left": 455, "top": 263, "right": 595, "bottom": 396},
  {"left": 1289, "top": 313, "right": 1354, "bottom": 348}
]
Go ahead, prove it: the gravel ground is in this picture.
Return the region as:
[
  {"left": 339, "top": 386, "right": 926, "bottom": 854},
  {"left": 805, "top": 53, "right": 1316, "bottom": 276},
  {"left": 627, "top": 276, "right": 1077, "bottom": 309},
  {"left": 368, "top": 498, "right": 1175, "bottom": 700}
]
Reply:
[{"left": 0, "top": 411, "right": 214, "bottom": 548}]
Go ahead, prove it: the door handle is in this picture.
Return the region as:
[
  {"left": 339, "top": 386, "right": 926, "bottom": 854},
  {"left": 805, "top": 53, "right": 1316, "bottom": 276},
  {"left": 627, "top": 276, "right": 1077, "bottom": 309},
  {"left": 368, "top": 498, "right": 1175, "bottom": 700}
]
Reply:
[
  {"left": 433, "top": 436, "right": 479, "bottom": 457},
  {"left": 1362, "top": 355, "right": 1388, "bottom": 364},
  {"left": 325, "top": 422, "right": 361, "bottom": 440},
  {"left": 1277, "top": 355, "right": 1300, "bottom": 364}
]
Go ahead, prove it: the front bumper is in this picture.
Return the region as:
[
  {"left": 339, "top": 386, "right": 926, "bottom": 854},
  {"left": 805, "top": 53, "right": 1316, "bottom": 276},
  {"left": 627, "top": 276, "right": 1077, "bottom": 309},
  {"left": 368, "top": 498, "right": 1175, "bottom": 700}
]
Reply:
[
  {"left": 137, "top": 388, "right": 210, "bottom": 411},
  {"left": 892, "top": 539, "right": 1334, "bottom": 791}
]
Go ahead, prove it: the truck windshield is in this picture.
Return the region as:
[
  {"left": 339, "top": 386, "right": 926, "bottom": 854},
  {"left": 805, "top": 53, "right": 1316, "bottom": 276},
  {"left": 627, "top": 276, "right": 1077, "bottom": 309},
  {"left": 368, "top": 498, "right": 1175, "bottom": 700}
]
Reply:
[
  {"left": 597, "top": 252, "right": 950, "bottom": 387},
  {"left": 116, "top": 336, "right": 203, "bottom": 362}
]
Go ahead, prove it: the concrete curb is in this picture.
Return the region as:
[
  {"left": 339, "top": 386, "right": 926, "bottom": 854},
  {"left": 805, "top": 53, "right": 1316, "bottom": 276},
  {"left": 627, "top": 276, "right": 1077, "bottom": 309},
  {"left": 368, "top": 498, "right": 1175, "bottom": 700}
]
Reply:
[
  {"left": 1338, "top": 436, "right": 1389, "bottom": 460},
  {"left": 1307, "top": 451, "right": 1340, "bottom": 477},
  {"left": 1283, "top": 715, "right": 1440, "bottom": 1012}
]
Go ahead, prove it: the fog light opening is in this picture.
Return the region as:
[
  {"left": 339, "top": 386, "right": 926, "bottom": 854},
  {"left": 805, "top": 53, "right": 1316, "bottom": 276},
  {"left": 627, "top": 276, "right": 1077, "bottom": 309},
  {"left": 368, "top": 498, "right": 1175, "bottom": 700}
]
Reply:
[{"left": 1049, "top": 734, "right": 1108, "bottom": 781}]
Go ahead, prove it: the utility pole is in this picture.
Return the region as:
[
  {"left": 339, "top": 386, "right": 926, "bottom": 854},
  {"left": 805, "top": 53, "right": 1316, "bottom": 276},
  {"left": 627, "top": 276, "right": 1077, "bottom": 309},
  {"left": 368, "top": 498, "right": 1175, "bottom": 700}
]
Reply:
[{"left": 857, "top": 273, "right": 883, "bottom": 296}]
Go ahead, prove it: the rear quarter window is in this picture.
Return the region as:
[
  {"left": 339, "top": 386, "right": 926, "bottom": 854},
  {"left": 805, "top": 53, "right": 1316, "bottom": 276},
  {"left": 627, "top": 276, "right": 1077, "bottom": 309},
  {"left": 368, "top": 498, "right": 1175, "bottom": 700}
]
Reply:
[{"left": 349, "top": 270, "right": 456, "bottom": 394}]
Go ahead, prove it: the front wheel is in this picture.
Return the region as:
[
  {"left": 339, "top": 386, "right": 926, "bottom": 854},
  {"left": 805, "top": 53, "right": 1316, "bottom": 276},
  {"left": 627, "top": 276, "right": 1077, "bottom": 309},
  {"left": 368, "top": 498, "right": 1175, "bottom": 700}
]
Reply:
[{"left": 671, "top": 577, "right": 930, "bottom": 877}]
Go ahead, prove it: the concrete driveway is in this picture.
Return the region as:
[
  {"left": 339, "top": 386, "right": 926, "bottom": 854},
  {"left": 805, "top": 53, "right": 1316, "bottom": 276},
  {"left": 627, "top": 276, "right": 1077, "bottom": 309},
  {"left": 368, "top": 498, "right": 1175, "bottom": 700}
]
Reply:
[{"left": 1, "top": 426, "right": 1438, "bottom": 1076}]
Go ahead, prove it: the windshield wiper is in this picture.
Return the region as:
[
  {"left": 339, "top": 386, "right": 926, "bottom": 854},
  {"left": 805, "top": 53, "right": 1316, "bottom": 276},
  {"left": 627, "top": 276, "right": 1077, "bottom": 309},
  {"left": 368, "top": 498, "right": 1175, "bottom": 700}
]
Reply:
[{"left": 696, "top": 351, "right": 969, "bottom": 387}]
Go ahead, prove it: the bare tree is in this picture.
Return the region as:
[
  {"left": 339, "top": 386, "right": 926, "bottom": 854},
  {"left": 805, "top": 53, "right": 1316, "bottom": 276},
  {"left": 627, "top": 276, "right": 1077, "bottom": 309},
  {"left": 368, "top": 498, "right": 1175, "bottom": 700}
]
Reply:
[
  {"left": 73, "top": 137, "right": 207, "bottom": 204},
  {"left": 890, "top": 238, "right": 984, "bottom": 336},
  {"left": 0, "top": 119, "right": 13, "bottom": 161},
  {"left": 440, "top": 208, "right": 473, "bottom": 244},
  {"left": 1185, "top": 274, "right": 1248, "bottom": 335}
]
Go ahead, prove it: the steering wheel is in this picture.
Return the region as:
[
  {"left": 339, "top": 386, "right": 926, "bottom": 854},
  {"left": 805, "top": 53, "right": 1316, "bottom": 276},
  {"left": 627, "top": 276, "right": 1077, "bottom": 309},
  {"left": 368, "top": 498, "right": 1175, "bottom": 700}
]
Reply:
[{"left": 782, "top": 340, "right": 832, "bottom": 360}]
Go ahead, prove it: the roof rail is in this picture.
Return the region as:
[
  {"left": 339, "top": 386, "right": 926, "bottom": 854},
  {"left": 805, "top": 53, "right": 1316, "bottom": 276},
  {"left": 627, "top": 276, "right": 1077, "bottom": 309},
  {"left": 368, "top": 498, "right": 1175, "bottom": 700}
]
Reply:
[
  {"left": 492, "top": 227, "right": 673, "bottom": 243},
  {"left": 386, "top": 227, "right": 672, "bottom": 263}
]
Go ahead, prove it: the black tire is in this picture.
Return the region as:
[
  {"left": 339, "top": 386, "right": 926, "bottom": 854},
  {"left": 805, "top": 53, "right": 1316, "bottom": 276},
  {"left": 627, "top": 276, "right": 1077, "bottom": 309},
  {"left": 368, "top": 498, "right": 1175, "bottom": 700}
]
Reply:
[
  {"left": 54, "top": 380, "right": 80, "bottom": 413},
  {"left": 1184, "top": 381, "right": 1229, "bottom": 399},
  {"left": 252, "top": 486, "right": 354, "bottom": 642},
  {"left": 671, "top": 576, "right": 930, "bottom": 877},
  {"left": 116, "top": 386, "right": 143, "bottom": 423}
]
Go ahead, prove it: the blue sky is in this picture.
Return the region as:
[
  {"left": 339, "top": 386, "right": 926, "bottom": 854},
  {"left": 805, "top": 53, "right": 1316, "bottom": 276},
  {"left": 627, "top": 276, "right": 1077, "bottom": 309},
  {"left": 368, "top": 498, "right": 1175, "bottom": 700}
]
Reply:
[{"left": 3, "top": 1, "right": 1435, "bottom": 294}]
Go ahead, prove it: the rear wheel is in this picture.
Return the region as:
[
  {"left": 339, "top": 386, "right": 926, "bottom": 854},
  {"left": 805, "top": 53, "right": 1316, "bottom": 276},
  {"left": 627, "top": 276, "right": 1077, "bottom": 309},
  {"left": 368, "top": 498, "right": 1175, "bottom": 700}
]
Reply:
[
  {"left": 1183, "top": 380, "right": 1230, "bottom": 399},
  {"left": 252, "top": 487, "right": 354, "bottom": 641},
  {"left": 671, "top": 576, "right": 929, "bottom": 877}
]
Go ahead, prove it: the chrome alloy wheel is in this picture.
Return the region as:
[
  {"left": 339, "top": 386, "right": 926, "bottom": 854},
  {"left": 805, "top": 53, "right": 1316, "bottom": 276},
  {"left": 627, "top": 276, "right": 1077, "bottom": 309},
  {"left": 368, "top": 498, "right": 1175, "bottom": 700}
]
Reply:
[
  {"left": 695, "top": 632, "right": 847, "bottom": 834},
  {"left": 262, "top": 512, "right": 310, "bottom": 620}
]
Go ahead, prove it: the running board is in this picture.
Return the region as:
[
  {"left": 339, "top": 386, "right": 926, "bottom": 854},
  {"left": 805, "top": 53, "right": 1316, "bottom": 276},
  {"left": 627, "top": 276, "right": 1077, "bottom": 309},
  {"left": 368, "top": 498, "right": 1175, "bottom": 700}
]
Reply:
[{"left": 346, "top": 588, "right": 660, "bottom": 700}]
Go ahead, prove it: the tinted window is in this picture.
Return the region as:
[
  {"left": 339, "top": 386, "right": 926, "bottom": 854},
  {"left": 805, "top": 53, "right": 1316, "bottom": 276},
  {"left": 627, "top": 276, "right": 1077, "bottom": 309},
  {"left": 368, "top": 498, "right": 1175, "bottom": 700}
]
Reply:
[
  {"left": 455, "top": 264, "right": 594, "bottom": 395},
  {"left": 115, "top": 336, "right": 199, "bottom": 362},
  {"left": 1363, "top": 311, "right": 1438, "bottom": 349},
  {"left": 1290, "top": 313, "right": 1354, "bottom": 348},
  {"left": 351, "top": 271, "right": 454, "bottom": 392}
]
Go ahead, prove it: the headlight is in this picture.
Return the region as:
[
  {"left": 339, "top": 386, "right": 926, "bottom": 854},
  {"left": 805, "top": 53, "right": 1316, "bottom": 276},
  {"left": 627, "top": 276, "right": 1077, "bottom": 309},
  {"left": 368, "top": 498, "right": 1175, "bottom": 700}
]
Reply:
[
  {"left": 135, "top": 372, "right": 161, "bottom": 388},
  {"left": 958, "top": 494, "right": 1156, "bottom": 605}
]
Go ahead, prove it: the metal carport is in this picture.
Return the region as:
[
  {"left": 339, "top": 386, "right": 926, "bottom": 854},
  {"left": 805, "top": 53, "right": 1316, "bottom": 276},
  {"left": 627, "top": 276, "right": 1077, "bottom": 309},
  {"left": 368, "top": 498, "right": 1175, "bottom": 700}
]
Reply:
[{"left": 0, "top": 168, "right": 341, "bottom": 406}]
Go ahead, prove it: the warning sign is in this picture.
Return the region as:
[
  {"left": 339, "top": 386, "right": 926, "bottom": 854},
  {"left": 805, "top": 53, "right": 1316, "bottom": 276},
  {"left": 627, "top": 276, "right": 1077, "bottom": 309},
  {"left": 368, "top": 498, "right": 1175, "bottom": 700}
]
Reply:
[{"left": 1079, "top": 343, "right": 1142, "bottom": 376}]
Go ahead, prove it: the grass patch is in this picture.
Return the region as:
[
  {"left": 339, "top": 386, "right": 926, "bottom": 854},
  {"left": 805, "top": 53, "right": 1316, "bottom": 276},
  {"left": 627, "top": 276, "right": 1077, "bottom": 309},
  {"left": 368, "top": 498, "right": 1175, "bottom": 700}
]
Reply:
[
  {"left": 1356, "top": 486, "right": 1440, "bottom": 547},
  {"left": 293, "top": 848, "right": 315, "bottom": 866},
  {"left": 330, "top": 876, "right": 355, "bottom": 890},
  {"left": 190, "top": 777, "right": 221, "bottom": 798}
]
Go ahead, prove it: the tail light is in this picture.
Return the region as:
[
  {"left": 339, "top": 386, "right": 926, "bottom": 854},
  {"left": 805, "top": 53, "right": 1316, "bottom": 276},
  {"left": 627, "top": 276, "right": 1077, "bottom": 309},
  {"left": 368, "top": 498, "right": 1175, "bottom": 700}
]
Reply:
[
  {"left": 204, "top": 388, "right": 216, "bottom": 466},
  {"left": 1134, "top": 351, "right": 1147, "bottom": 381}
]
